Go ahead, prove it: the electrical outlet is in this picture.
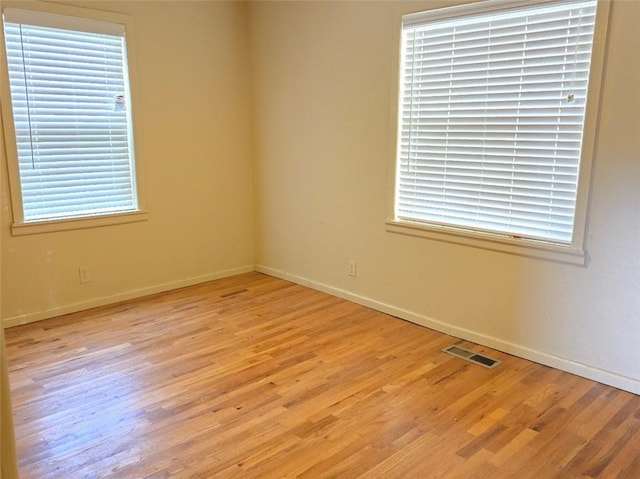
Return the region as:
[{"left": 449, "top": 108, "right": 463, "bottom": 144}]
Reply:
[
  {"left": 79, "top": 266, "right": 91, "bottom": 284},
  {"left": 348, "top": 260, "right": 357, "bottom": 277}
]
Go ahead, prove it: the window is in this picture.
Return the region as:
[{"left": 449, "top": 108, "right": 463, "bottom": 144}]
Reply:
[
  {"left": 1, "top": 3, "right": 145, "bottom": 234},
  {"left": 389, "top": 0, "right": 609, "bottom": 263}
]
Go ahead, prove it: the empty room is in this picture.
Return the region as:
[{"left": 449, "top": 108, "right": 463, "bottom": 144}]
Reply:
[{"left": 0, "top": 0, "right": 639, "bottom": 478}]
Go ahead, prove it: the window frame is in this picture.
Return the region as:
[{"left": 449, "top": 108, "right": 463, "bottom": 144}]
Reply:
[
  {"left": 0, "top": 0, "right": 147, "bottom": 236},
  {"left": 386, "top": 0, "right": 611, "bottom": 265}
]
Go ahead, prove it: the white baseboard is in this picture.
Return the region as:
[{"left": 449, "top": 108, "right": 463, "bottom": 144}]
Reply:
[
  {"left": 3, "top": 265, "right": 255, "bottom": 328},
  {"left": 6, "top": 262, "right": 638, "bottom": 394},
  {"left": 255, "top": 264, "right": 640, "bottom": 395}
]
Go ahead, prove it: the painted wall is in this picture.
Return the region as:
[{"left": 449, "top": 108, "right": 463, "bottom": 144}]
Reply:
[
  {"left": 2, "top": 0, "right": 638, "bottom": 394},
  {"left": 1, "top": 1, "right": 254, "bottom": 324},
  {"left": 1, "top": 329, "right": 19, "bottom": 479},
  {"left": 249, "top": 1, "right": 640, "bottom": 393},
  {"left": 1, "top": 103, "right": 20, "bottom": 479}
]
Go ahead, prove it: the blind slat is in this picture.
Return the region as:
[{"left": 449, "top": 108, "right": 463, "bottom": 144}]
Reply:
[
  {"left": 4, "top": 17, "right": 137, "bottom": 222},
  {"left": 397, "top": 0, "right": 597, "bottom": 243}
]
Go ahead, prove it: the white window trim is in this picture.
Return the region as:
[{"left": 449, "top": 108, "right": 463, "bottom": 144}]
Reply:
[
  {"left": 0, "top": 0, "right": 147, "bottom": 236},
  {"left": 386, "top": 0, "right": 611, "bottom": 266}
]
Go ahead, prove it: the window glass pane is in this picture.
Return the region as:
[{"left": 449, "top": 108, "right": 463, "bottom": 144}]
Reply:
[
  {"left": 397, "top": 0, "right": 598, "bottom": 244},
  {"left": 3, "top": 16, "right": 137, "bottom": 222}
]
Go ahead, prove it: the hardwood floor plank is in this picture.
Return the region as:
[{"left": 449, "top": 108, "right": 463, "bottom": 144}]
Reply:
[{"left": 4, "top": 272, "right": 639, "bottom": 478}]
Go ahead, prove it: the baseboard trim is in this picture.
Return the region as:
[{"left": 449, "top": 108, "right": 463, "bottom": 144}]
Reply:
[
  {"left": 3, "top": 265, "right": 255, "bottom": 328},
  {"left": 255, "top": 264, "right": 640, "bottom": 395}
]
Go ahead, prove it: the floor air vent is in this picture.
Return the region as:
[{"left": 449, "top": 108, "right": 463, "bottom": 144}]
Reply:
[{"left": 442, "top": 345, "right": 501, "bottom": 369}]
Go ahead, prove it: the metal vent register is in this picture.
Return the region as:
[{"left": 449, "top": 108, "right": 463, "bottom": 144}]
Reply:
[{"left": 443, "top": 345, "right": 501, "bottom": 369}]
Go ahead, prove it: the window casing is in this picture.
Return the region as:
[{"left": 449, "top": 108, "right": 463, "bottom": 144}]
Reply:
[
  {"left": 388, "top": 0, "right": 610, "bottom": 264},
  {"left": 1, "top": 2, "right": 146, "bottom": 235}
]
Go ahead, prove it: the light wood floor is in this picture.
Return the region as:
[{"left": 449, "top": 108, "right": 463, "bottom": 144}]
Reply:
[{"left": 5, "top": 272, "right": 640, "bottom": 478}]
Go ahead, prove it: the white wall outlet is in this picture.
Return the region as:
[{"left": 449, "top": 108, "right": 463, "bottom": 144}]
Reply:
[
  {"left": 79, "top": 266, "right": 91, "bottom": 284},
  {"left": 348, "top": 259, "right": 357, "bottom": 277}
]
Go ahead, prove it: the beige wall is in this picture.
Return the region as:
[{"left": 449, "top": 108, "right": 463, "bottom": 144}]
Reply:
[
  {"left": 1, "top": 329, "right": 19, "bottom": 479},
  {"left": 1, "top": 88, "right": 19, "bottom": 479},
  {"left": 249, "top": 1, "right": 640, "bottom": 393},
  {"left": 1, "top": 0, "right": 638, "bottom": 394},
  {"left": 1, "top": 1, "right": 255, "bottom": 324}
]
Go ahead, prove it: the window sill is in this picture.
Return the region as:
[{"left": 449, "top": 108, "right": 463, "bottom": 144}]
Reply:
[
  {"left": 11, "top": 211, "right": 148, "bottom": 236},
  {"left": 386, "top": 219, "right": 586, "bottom": 266}
]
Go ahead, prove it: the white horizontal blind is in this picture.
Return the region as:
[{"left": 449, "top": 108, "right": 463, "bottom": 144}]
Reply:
[
  {"left": 3, "top": 13, "right": 137, "bottom": 222},
  {"left": 398, "top": 0, "right": 597, "bottom": 244}
]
